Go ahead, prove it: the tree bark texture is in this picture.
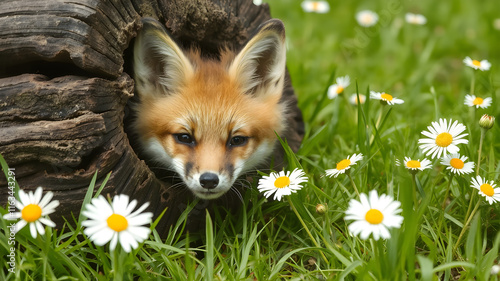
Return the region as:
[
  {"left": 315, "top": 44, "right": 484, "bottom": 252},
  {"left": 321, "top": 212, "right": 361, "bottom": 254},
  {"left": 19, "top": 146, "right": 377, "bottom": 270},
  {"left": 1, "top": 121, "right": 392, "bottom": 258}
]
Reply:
[{"left": 0, "top": 0, "right": 304, "bottom": 234}]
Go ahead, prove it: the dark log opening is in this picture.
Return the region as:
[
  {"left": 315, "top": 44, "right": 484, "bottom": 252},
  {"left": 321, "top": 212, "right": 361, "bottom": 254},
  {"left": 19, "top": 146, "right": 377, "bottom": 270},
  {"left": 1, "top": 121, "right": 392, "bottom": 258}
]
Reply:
[{"left": 0, "top": 61, "right": 96, "bottom": 80}]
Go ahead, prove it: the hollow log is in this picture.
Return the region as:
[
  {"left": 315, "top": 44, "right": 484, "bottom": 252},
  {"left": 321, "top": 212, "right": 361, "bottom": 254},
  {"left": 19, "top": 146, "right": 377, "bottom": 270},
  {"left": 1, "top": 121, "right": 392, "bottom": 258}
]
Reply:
[{"left": 0, "top": 0, "right": 304, "bottom": 234}]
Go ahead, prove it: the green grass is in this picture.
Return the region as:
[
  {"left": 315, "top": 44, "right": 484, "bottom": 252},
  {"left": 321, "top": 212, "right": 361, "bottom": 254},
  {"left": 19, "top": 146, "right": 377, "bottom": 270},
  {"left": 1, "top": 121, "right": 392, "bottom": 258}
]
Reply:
[{"left": 2, "top": 0, "right": 500, "bottom": 279}]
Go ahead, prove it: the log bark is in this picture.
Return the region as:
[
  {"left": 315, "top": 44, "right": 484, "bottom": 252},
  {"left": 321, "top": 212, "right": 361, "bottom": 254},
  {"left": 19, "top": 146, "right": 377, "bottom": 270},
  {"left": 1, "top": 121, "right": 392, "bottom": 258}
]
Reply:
[{"left": 0, "top": 0, "right": 303, "bottom": 234}]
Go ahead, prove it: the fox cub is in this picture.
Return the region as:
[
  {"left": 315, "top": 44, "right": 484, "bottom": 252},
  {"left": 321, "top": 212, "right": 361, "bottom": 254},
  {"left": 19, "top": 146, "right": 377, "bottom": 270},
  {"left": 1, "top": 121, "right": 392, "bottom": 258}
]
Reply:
[{"left": 132, "top": 17, "right": 288, "bottom": 200}]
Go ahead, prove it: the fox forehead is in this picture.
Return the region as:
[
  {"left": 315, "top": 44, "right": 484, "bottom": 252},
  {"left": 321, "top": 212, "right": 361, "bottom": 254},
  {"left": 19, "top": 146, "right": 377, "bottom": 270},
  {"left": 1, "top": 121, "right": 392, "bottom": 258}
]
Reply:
[{"left": 139, "top": 59, "right": 284, "bottom": 142}]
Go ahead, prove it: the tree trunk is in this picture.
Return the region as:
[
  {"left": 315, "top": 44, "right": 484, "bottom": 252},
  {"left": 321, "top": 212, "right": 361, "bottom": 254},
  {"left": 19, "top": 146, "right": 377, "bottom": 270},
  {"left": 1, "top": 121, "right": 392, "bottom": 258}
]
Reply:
[{"left": 0, "top": 0, "right": 303, "bottom": 234}]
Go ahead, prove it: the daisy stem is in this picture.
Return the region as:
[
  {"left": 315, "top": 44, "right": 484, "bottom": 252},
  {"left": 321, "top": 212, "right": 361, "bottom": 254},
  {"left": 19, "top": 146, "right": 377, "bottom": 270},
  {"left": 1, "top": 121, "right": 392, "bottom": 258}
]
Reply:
[
  {"left": 369, "top": 107, "right": 384, "bottom": 145},
  {"left": 476, "top": 129, "right": 486, "bottom": 176},
  {"left": 370, "top": 239, "right": 378, "bottom": 258},
  {"left": 411, "top": 173, "right": 418, "bottom": 207},
  {"left": 453, "top": 199, "right": 481, "bottom": 253},
  {"left": 464, "top": 192, "right": 476, "bottom": 227},
  {"left": 469, "top": 72, "right": 475, "bottom": 96},
  {"left": 347, "top": 173, "right": 360, "bottom": 197},
  {"left": 441, "top": 174, "right": 454, "bottom": 210},
  {"left": 111, "top": 247, "right": 123, "bottom": 280},
  {"left": 286, "top": 196, "right": 329, "bottom": 265}
]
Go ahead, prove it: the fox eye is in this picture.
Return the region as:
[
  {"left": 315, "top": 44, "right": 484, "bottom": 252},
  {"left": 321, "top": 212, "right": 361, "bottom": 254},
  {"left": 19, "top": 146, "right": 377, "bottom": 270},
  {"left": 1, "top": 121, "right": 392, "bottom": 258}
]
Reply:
[
  {"left": 173, "top": 133, "right": 195, "bottom": 146},
  {"left": 229, "top": 136, "right": 249, "bottom": 147}
]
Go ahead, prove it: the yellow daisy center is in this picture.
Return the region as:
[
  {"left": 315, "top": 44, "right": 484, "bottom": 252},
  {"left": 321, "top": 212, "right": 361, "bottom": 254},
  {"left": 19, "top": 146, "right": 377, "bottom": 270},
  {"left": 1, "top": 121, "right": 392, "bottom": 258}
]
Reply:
[
  {"left": 336, "top": 86, "right": 344, "bottom": 94},
  {"left": 450, "top": 158, "right": 464, "bottom": 169},
  {"left": 336, "top": 159, "right": 351, "bottom": 170},
  {"left": 480, "top": 183, "right": 495, "bottom": 197},
  {"left": 365, "top": 209, "right": 384, "bottom": 224},
  {"left": 380, "top": 93, "right": 393, "bottom": 101},
  {"left": 107, "top": 214, "right": 128, "bottom": 232},
  {"left": 274, "top": 176, "right": 291, "bottom": 189},
  {"left": 472, "top": 97, "right": 484, "bottom": 105},
  {"left": 311, "top": 1, "right": 319, "bottom": 11},
  {"left": 353, "top": 95, "right": 365, "bottom": 105},
  {"left": 472, "top": 60, "right": 481, "bottom": 67},
  {"left": 362, "top": 14, "right": 373, "bottom": 24},
  {"left": 406, "top": 160, "right": 421, "bottom": 168},
  {"left": 21, "top": 204, "right": 42, "bottom": 223},
  {"left": 435, "top": 132, "right": 453, "bottom": 147}
]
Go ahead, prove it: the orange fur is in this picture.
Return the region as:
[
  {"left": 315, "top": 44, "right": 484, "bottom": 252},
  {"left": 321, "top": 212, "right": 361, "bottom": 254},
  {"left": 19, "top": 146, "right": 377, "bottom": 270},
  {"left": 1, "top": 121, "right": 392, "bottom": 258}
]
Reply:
[{"left": 133, "top": 18, "right": 287, "bottom": 199}]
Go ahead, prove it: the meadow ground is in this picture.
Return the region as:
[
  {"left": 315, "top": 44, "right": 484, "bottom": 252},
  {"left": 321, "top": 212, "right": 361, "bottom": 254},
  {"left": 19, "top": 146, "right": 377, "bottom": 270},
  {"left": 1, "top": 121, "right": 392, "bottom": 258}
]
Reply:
[{"left": 1, "top": 0, "right": 500, "bottom": 280}]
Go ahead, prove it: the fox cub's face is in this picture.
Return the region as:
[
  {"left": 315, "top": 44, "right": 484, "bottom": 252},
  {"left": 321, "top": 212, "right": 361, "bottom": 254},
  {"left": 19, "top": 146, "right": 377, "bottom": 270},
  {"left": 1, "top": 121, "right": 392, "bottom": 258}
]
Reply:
[{"left": 133, "top": 18, "right": 287, "bottom": 199}]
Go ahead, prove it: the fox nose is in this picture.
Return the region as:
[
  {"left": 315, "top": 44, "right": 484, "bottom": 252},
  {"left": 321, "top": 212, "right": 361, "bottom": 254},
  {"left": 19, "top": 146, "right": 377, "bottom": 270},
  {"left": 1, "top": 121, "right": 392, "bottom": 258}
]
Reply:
[{"left": 199, "top": 172, "right": 219, "bottom": 189}]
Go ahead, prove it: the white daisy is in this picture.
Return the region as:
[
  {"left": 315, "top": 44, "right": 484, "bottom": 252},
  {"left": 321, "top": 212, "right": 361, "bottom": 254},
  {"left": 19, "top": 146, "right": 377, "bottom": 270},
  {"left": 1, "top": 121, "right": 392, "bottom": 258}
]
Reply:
[
  {"left": 464, "top": 94, "right": 492, "bottom": 109},
  {"left": 440, "top": 153, "right": 474, "bottom": 175},
  {"left": 82, "top": 194, "right": 153, "bottom": 252},
  {"left": 253, "top": 0, "right": 262, "bottom": 5},
  {"left": 418, "top": 118, "right": 469, "bottom": 159},
  {"left": 470, "top": 176, "right": 500, "bottom": 205},
  {"left": 301, "top": 1, "right": 330, "bottom": 14},
  {"left": 356, "top": 10, "right": 379, "bottom": 27},
  {"left": 345, "top": 190, "right": 403, "bottom": 240},
  {"left": 257, "top": 169, "right": 307, "bottom": 201},
  {"left": 402, "top": 157, "right": 432, "bottom": 172},
  {"left": 3, "top": 187, "right": 59, "bottom": 238},
  {"left": 327, "top": 76, "right": 351, "bottom": 99},
  {"left": 405, "top": 13, "right": 427, "bottom": 25},
  {"left": 369, "top": 91, "right": 404, "bottom": 105},
  {"left": 349, "top": 93, "right": 366, "bottom": 105},
  {"left": 491, "top": 264, "right": 500, "bottom": 275},
  {"left": 463, "top": 56, "right": 491, "bottom": 71},
  {"left": 325, "top": 153, "right": 363, "bottom": 178}
]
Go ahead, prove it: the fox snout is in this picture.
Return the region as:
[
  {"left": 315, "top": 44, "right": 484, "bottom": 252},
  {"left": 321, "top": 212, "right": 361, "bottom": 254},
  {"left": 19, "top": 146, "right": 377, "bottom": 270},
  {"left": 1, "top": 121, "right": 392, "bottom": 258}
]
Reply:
[
  {"left": 184, "top": 170, "right": 233, "bottom": 199},
  {"left": 199, "top": 172, "right": 219, "bottom": 189}
]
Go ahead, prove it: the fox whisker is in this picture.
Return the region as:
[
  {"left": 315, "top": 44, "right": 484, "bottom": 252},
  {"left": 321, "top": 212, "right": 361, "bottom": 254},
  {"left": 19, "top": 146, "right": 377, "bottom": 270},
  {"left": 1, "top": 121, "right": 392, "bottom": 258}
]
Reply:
[
  {"left": 235, "top": 178, "right": 252, "bottom": 190},
  {"left": 229, "top": 186, "right": 244, "bottom": 203}
]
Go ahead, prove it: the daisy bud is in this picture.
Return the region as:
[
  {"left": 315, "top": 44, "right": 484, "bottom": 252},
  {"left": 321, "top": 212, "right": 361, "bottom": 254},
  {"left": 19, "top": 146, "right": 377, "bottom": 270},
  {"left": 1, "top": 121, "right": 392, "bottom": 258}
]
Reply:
[
  {"left": 479, "top": 114, "right": 495, "bottom": 130},
  {"left": 315, "top": 203, "right": 327, "bottom": 215}
]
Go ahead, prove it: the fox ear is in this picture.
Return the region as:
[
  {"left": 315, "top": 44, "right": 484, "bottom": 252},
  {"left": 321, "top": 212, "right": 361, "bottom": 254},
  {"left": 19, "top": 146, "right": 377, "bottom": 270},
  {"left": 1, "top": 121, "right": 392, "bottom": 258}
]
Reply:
[
  {"left": 133, "top": 18, "right": 194, "bottom": 97},
  {"left": 229, "top": 19, "right": 287, "bottom": 98}
]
